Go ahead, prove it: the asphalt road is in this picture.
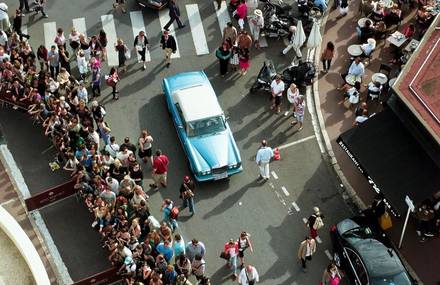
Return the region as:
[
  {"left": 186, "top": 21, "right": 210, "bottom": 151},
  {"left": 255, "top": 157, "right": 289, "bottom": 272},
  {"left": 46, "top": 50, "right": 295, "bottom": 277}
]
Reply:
[{"left": 1, "top": 0, "right": 353, "bottom": 283}]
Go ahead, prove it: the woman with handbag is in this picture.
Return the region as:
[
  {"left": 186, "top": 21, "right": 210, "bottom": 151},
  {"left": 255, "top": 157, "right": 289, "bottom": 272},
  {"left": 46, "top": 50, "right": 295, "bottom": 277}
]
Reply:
[
  {"left": 224, "top": 239, "right": 239, "bottom": 279},
  {"left": 107, "top": 67, "right": 119, "bottom": 100},
  {"left": 238, "top": 231, "right": 253, "bottom": 268},
  {"left": 322, "top": 263, "right": 342, "bottom": 285},
  {"left": 133, "top": 30, "right": 149, "bottom": 70}
]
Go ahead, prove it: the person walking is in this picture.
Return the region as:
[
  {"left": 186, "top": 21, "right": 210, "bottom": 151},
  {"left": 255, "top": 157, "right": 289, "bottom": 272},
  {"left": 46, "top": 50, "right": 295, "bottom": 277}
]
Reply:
[
  {"left": 238, "top": 264, "right": 259, "bottom": 285},
  {"left": 134, "top": 30, "right": 149, "bottom": 70},
  {"left": 307, "top": 207, "right": 324, "bottom": 239},
  {"left": 115, "top": 38, "right": 128, "bottom": 72},
  {"left": 235, "top": 0, "right": 247, "bottom": 31},
  {"left": 163, "top": 0, "right": 185, "bottom": 31},
  {"left": 107, "top": 67, "right": 120, "bottom": 100},
  {"left": 113, "top": 0, "right": 127, "bottom": 13},
  {"left": 13, "top": 9, "right": 30, "bottom": 41},
  {"left": 297, "top": 236, "right": 316, "bottom": 272},
  {"left": 150, "top": 149, "right": 169, "bottom": 189},
  {"left": 238, "top": 48, "right": 250, "bottom": 76},
  {"left": 291, "top": 94, "right": 306, "bottom": 131},
  {"left": 322, "top": 263, "right": 342, "bottom": 285},
  {"left": 180, "top": 175, "right": 195, "bottom": 215},
  {"left": 18, "top": 0, "right": 30, "bottom": 14},
  {"left": 138, "top": 129, "right": 154, "bottom": 165},
  {"left": 249, "top": 9, "right": 264, "bottom": 49},
  {"left": 76, "top": 50, "right": 88, "bottom": 82},
  {"left": 98, "top": 30, "right": 108, "bottom": 61},
  {"left": 32, "top": 0, "right": 48, "bottom": 18},
  {"left": 321, "top": 41, "right": 335, "bottom": 73},
  {"left": 224, "top": 239, "right": 239, "bottom": 279},
  {"left": 238, "top": 231, "right": 253, "bottom": 268},
  {"left": 161, "top": 198, "right": 178, "bottom": 232},
  {"left": 222, "top": 22, "right": 238, "bottom": 47},
  {"left": 270, "top": 74, "right": 285, "bottom": 114},
  {"left": 160, "top": 30, "right": 177, "bottom": 68},
  {"left": 91, "top": 61, "right": 102, "bottom": 97},
  {"left": 255, "top": 140, "right": 274, "bottom": 181},
  {"left": 216, "top": 42, "right": 231, "bottom": 77},
  {"left": 285, "top": 83, "right": 299, "bottom": 116}
]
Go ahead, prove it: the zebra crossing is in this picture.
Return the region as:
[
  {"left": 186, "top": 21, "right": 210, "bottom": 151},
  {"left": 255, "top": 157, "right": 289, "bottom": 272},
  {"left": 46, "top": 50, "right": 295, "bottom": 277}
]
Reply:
[{"left": 38, "top": 1, "right": 271, "bottom": 66}]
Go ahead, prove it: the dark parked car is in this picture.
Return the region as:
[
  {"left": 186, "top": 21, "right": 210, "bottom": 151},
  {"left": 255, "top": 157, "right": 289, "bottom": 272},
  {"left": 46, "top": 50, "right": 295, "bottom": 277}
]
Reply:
[
  {"left": 137, "top": 0, "right": 168, "bottom": 10},
  {"left": 330, "top": 217, "right": 417, "bottom": 285}
]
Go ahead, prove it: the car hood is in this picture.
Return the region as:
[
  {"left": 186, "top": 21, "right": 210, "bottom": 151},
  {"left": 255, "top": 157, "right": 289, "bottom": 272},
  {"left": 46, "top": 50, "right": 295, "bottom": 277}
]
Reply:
[{"left": 189, "top": 131, "right": 240, "bottom": 170}]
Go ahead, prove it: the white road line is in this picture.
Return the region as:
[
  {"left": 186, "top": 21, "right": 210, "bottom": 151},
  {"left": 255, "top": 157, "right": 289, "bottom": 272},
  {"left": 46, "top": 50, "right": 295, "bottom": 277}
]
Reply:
[
  {"left": 215, "top": 1, "right": 231, "bottom": 37},
  {"left": 186, "top": 4, "right": 209, "bottom": 55},
  {"left": 270, "top": 171, "right": 278, "bottom": 179},
  {"left": 101, "top": 15, "right": 119, "bottom": 66},
  {"left": 159, "top": 10, "right": 180, "bottom": 58},
  {"left": 277, "top": 135, "right": 316, "bottom": 150},
  {"left": 325, "top": 249, "right": 333, "bottom": 260},
  {"left": 43, "top": 22, "right": 57, "bottom": 49},
  {"left": 291, "top": 202, "right": 300, "bottom": 212},
  {"left": 302, "top": 217, "right": 308, "bottom": 224},
  {"left": 72, "top": 17, "right": 87, "bottom": 38},
  {"left": 129, "top": 11, "right": 151, "bottom": 62},
  {"left": 281, "top": 186, "right": 290, "bottom": 197},
  {"left": 316, "top": 236, "right": 322, "bottom": 244}
]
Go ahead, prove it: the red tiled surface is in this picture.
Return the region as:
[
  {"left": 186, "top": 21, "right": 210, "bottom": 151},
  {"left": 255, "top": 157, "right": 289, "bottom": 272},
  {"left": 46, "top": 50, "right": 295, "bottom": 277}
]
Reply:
[{"left": 396, "top": 25, "right": 440, "bottom": 143}]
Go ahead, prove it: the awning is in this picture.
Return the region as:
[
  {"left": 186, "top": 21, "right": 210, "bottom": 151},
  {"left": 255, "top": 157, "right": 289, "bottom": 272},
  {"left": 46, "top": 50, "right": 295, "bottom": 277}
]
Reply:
[{"left": 337, "top": 109, "right": 440, "bottom": 217}]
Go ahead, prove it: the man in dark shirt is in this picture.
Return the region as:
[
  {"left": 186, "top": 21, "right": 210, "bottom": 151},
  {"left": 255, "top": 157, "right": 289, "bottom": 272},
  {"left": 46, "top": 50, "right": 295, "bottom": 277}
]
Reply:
[
  {"left": 179, "top": 176, "right": 195, "bottom": 215},
  {"left": 120, "top": 137, "right": 137, "bottom": 154},
  {"left": 160, "top": 30, "right": 177, "bottom": 68},
  {"left": 163, "top": 0, "right": 185, "bottom": 31}
]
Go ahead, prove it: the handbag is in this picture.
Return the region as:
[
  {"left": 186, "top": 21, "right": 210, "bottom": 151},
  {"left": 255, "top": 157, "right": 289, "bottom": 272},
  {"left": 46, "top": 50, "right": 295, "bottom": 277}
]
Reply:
[
  {"left": 182, "top": 183, "right": 194, "bottom": 199},
  {"left": 219, "top": 251, "right": 230, "bottom": 260},
  {"left": 379, "top": 212, "right": 392, "bottom": 230}
]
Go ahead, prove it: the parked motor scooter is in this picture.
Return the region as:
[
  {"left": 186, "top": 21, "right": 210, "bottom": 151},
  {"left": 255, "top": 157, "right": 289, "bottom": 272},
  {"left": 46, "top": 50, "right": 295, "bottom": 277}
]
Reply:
[{"left": 250, "top": 60, "right": 277, "bottom": 92}]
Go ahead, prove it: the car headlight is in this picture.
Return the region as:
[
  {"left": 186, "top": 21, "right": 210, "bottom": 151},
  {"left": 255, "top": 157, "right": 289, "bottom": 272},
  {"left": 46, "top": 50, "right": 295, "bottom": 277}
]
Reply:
[
  {"left": 228, "top": 163, "right": 241, "bottom": 169},
  {"left": 198, "top": 170, "right": 211, "bottom": 176}
]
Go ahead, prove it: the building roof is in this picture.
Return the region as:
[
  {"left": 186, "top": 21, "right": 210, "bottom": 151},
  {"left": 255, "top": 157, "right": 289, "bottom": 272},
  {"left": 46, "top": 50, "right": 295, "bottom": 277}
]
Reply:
[
  {"left": 393, "top": 16, "right": 440, "bottom": 145},
  {"left": 174, "top": 84, "right": 223, "bottom": 122}
]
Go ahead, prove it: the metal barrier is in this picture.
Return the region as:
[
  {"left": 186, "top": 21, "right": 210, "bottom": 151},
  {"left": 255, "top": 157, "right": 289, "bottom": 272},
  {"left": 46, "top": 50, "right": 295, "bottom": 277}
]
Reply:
[
  {"left": 72, "top": 267, "right": 119, "bottom": 285},
  {"left": 24, "top": 179, "right": 76, "bottom": 211}
]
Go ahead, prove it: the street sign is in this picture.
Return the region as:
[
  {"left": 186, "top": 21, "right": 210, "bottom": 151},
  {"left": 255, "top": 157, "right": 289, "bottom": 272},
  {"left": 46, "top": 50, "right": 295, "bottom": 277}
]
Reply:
[{"left": 405, "top": 195, "right": 415, "bottom": 212}]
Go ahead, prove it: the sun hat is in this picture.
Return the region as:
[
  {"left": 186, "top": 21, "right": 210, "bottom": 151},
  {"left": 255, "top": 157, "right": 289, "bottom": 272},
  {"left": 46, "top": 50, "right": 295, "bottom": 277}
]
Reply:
[
  {"left": 313, "top": 206, "right": 320, "bottom": 214},
  {"left": 254, "top": 9, "right": 263, "bottom": 17}
]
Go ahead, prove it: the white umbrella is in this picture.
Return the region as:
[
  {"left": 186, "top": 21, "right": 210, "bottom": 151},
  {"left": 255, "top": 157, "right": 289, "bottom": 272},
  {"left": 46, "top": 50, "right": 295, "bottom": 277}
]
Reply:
[
  {"left": 292, "top": 20, "right": 306, "bottom": 58},
  {"left": 307, "top": 20, "right": 322, "bottom": 49}
]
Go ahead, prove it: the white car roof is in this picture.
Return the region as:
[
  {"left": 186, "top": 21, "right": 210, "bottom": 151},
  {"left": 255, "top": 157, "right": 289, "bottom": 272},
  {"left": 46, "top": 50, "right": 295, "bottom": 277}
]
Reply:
[{"left": 174, "top": 84, "right": 223, "bottom": 122}]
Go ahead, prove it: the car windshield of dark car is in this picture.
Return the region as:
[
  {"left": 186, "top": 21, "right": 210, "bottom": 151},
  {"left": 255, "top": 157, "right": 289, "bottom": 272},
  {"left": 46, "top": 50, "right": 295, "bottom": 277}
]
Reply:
[
  {"left": 187, "top": 116, "right": 226, "bottom": 137},
  {"left": 342, "top": 226, "right": 374, "bottom": 239}
]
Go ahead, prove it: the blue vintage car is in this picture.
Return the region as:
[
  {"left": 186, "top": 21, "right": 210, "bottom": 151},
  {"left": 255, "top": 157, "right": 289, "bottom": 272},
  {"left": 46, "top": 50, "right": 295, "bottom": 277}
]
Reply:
[{"left": 163, "top": 71, "right": 242, "bottom": 182}]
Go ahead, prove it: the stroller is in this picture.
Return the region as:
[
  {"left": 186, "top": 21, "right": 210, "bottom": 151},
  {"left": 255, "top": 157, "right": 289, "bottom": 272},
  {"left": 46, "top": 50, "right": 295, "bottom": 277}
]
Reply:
[{"left": 250, "top": 60, "right": 316, "bottom": 93}]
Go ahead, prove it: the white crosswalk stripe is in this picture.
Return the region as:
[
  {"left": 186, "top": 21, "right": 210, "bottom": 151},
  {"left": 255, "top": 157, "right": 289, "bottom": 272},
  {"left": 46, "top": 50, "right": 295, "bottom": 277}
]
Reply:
[
  {"left": 129, "top": 11, "right": 151, "bottom": 62},
  {"left": 158, "top": 9, "right": 180, "bottom": 58},
  {"left": 43, "top": 22, "right": 57, "bottom": 50},
  {"left": 101, "top": 14, "right": 119, "bottom": 67},
  {"left": 186, "top": 4, "right": 209, "bottom": 55},
  {"left": 215, "top": 1, "right": 231, "bottom": 37},
  {"left": 72, "top": 18, "right": 87, "bottom": 38}
]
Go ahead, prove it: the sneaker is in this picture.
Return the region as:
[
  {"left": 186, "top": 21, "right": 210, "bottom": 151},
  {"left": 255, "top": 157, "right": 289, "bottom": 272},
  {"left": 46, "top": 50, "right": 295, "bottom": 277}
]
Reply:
[{"left": 43, "top": 14, "right": 48, "bottom": 18}]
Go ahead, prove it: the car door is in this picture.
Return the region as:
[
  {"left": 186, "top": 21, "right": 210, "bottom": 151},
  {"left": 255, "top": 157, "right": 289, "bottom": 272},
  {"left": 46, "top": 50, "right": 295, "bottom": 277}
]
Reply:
[{"left": 344, "top": 247, "right": 369, "bottom": 285}]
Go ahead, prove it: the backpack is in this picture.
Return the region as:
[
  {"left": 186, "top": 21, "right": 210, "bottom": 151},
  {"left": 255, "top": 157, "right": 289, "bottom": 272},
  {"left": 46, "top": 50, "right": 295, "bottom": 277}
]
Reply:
[
  {"left": 313, "top": 216, "right": 324, "bottom": 230},
  {"left": 170, "top": 206, "right": 179, "bottom": 219}
]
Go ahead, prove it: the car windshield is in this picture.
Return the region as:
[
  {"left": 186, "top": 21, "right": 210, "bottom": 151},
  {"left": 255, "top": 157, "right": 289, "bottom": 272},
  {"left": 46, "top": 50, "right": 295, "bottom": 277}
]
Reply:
[
  {"left": 342, "top": 226, "right": 374, "bottom": 239},
  {"left": 371, "top": 271, "right": 413, "bottom": 285},
  {"left": 187, "top": 116, "right": 226, "bottom": 137}
]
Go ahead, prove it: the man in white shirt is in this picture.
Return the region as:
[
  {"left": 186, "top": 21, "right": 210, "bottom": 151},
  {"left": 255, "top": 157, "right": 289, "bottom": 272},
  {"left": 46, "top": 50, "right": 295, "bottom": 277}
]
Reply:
[
  {"left": 255, "top": 139, "right": 274, "bottom": 181},
  {"left": 354, "top": 109, "right": 369, "bottom": 125},
  {"left": 270, "top": 75, "right": 285, "bottom": 114},
  {"left": 116, "top": 146, "right": 133, "bottom": 167},
  {"left": 105, "top": 136, "right": 120, "bottom": 158},
  {"left": 106, "top": 176, "right": 119, "bottom": 195},
  {"left": 238, "top": 265, "right": 259, "bottom": 285},
  {"left": 0, "top": 30, "right": 7, "bottom": 47}
]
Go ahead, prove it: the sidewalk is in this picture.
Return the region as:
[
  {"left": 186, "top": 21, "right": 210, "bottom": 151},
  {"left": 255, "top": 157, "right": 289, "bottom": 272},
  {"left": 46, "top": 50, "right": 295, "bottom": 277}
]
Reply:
[
  {"left": 315, "top": 4, "right": 439, "bottom": 285},
  {"left": 0, "top": 158, "right": 58, "bottom": 284}
]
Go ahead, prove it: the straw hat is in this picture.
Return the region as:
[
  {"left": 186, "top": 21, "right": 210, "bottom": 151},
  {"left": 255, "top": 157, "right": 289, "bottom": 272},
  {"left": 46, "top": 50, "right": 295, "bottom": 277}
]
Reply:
[{"left": 254, "top": 9, "right": 263, "bottom": 17}]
